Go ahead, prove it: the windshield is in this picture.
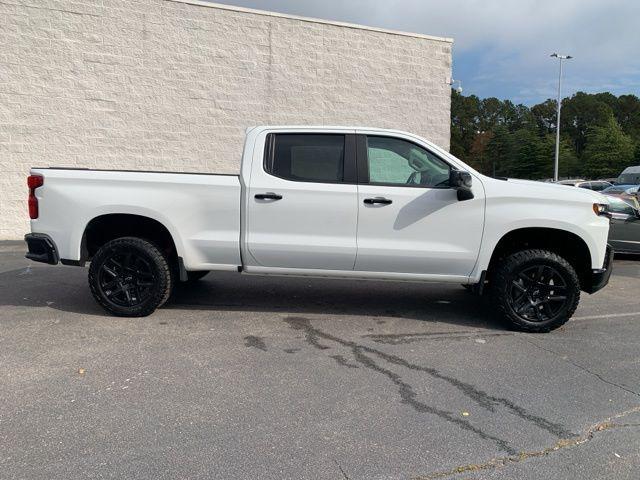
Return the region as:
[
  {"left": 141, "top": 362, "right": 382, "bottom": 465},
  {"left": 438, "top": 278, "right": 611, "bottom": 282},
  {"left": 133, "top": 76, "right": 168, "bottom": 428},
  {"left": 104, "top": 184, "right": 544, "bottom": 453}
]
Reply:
[{"left": 617, "top": 172, "right": 640, "bottom": 185}]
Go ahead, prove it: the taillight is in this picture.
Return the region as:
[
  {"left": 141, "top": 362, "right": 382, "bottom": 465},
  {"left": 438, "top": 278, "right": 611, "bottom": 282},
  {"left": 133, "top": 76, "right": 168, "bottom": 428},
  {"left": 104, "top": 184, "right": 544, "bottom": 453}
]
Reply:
[{"left": 27, "top": 175, "right": 43, "bottom": 219}]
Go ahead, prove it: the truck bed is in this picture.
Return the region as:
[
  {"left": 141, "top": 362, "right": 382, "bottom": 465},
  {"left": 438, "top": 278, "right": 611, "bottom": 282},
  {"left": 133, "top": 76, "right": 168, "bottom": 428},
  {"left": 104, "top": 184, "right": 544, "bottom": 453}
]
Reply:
[{"left": 30, "top": 168, "right": 242, "bottom": 270}]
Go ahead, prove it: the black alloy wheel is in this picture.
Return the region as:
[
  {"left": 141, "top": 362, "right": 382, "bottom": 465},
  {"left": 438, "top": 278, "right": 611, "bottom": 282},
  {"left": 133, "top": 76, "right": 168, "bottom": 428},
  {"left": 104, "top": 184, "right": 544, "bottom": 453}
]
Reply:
[
  {"left": 507, "top": 264, "right": 568, "bottom": 323},
  {"left": 89, "top": 237, "right": 172, "bottom": 317},
  {"left": 97, "top": 249, "right": 156, "bottom": 307},
  {"left": 491, "top": 249, "right": 580, "bottom": 332}
]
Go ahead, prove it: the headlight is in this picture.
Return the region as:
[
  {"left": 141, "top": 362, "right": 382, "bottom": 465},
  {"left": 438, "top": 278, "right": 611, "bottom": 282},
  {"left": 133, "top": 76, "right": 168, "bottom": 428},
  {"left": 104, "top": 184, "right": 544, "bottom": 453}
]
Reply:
[{"left": 593, "top": 203, "right": 610, "bottom": 217}]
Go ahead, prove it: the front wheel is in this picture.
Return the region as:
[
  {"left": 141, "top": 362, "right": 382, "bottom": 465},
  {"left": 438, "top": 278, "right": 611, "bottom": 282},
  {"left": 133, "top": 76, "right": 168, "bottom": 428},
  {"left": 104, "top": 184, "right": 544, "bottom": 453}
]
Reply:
[
  {"left": 88, "top": 237, "right": 173, "bottom": 317},
  {"left": 491, "top": 249, "right": 580, "bottom": 333}
]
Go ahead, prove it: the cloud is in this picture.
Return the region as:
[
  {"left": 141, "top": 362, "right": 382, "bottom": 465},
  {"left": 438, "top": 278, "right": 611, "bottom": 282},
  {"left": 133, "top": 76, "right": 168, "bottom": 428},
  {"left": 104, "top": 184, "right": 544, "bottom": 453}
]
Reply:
[{"left": 210, "top": 0, "right": 640, "bottom": 104}]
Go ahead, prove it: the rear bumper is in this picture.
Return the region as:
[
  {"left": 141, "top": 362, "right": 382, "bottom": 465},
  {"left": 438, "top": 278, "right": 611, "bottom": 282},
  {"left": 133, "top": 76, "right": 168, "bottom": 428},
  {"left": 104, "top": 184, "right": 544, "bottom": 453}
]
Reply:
[
  {"left": 25, "top": 233, "right": 59, "bottom": 265},
  {"left": 584, "top": 244, "right": 614, "bottom": 294}
]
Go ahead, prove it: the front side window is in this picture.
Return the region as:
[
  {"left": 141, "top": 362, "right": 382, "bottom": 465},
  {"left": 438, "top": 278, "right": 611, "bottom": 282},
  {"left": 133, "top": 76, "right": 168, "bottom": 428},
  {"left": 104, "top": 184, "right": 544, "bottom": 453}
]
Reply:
[
  {"left": 266, "top": 134, "right": 345, "bottom": 183},
  {"left": 366, "top": 136, "right": 450, "bottom": 187}
]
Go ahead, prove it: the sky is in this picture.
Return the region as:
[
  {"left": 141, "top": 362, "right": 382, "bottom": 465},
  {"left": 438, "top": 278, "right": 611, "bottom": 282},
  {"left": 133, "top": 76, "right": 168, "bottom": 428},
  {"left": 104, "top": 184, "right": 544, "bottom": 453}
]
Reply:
[{"left": 210, "top": 0, "right": 640, "bottom": 106}]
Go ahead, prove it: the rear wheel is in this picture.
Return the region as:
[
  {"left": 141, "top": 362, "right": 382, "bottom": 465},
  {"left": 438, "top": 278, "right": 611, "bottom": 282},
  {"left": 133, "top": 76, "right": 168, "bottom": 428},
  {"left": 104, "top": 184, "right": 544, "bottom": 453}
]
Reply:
[
  {"left": 491, "top": 249, "right": 580, "bottom": 333},
  {"left": 88, "top": 237, "right": 172, "bottom": 317}
]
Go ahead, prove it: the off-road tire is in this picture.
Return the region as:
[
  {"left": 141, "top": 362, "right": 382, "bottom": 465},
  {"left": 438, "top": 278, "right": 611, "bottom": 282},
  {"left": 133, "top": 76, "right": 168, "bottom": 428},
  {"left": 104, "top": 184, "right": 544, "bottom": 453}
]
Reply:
[
  {"left": 490, "top": 249, "right": 580, "bottom": 333},
  {"left": 88, "top": 237, "right": 172, "bottom": 317}
]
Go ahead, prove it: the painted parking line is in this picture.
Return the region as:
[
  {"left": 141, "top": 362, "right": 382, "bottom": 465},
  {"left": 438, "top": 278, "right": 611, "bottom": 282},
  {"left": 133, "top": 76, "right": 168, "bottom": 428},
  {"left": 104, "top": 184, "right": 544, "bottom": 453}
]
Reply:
[{"left": 574, "top": 312, "right": 640, "bottom": 321}]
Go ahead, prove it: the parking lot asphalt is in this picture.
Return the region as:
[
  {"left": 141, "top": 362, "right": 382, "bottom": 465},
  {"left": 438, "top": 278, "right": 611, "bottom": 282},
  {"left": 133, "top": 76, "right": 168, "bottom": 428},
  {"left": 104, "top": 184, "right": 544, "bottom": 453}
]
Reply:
[{"left": 1, "top": 241, "right": 639, "bottom": 480}]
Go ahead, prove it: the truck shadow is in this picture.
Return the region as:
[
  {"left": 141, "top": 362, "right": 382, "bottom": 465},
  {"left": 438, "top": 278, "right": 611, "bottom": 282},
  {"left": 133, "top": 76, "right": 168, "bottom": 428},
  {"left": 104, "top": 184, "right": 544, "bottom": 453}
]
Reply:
[
  {"left": 167, "top": 272, "right": 507, "bottom": 330},
  {"left": 0, "top": 266, "right": 507, "bottom": 331}
]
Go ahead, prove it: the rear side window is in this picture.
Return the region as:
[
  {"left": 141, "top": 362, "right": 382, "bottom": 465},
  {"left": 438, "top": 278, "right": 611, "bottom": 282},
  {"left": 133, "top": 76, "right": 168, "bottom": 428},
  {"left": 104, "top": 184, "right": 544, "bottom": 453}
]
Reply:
[{"left": 265, "top": 134, "right": 345, "bottom": 183}]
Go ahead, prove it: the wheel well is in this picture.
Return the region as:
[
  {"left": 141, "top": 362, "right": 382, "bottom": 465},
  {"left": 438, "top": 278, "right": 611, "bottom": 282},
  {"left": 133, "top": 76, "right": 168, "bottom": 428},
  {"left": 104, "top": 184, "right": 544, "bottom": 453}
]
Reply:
[
  {"left": 82, "top": 214, "right": 178, "bottom": 266},
  {"left": 487, "top": 228, "right": 592, "bottom": 288}
]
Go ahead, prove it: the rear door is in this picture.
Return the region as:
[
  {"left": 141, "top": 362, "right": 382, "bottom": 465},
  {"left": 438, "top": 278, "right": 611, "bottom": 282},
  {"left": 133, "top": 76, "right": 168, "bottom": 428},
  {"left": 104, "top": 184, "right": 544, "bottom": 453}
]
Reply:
[
  {"left": 245, "top": 131, "right": 358, "bottom": 270},
  {"left": 354, "top": 133, "right": 485, "bottom": 277}
]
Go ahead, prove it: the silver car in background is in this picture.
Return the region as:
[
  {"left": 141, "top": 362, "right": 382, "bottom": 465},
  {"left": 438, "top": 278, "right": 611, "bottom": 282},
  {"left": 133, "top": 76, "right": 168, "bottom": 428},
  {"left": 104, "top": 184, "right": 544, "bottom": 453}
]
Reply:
[{"left": 556, "top": 179, "right": 612, "bottom": 191}]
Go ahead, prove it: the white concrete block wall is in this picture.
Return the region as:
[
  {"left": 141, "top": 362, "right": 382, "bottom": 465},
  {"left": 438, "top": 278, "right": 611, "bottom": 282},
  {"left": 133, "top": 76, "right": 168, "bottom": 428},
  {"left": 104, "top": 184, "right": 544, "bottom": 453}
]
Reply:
[{"left": 0, "top": 0, "right": 452, "bottom": 239}]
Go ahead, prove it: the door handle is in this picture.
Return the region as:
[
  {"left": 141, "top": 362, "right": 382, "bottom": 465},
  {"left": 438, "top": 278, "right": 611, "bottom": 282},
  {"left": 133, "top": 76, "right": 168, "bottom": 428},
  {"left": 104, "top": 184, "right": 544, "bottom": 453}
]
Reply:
[
  {"left": 364, "top": 197, "right": 392, "bottom": 205},
  {"left": 254, "top": 192, "right": 283, "bottom": 201}
]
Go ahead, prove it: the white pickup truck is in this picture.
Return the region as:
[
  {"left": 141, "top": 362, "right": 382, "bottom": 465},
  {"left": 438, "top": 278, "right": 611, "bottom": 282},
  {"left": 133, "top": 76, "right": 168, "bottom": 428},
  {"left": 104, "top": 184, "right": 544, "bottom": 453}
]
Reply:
[{"left": 25, "top": 126, "right": 613, "bottom": 332}]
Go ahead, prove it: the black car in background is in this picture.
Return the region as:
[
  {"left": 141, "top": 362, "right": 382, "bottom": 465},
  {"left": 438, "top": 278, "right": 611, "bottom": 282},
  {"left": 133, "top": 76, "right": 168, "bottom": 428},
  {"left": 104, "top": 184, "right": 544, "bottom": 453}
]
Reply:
[{"left": 607, "top": 195, "right": 640, "bottom": 254}]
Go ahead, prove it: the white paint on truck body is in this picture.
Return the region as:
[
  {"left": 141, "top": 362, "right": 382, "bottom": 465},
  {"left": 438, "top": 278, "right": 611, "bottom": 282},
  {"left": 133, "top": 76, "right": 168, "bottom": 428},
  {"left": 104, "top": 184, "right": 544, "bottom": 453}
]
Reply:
[{"left": 30, "top": 169, "right": 242, "bottom": 271}]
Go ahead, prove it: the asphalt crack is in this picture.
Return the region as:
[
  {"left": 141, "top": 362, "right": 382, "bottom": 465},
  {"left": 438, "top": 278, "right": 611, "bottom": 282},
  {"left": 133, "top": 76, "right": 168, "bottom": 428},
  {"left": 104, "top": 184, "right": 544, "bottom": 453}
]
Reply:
[
  {"left": 351, "top": 347, "right": 517, "bottom": 455},
  {"left": 413, "top": 406, "right": 640, "bottom": 479},
  {"left": 517, "top": 335, "right": 640, "bottom": 399},
  {"left": 334, "top": 459, "right": 350, "bottom": 479},
  {"left": 284, "top": 316, "right": 572, "bottom": 454},
  {"left": 329, "top": 354, "right": 359, "bottom": 369}
]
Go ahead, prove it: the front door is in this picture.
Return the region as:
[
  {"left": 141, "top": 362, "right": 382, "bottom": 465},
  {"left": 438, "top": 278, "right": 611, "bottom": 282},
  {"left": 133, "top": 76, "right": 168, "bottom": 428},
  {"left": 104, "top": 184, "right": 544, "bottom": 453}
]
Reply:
[
  {"left": 245, "top": 132, "right": 358, "bottom": 270},
  {"left": 354, "top": 134, "right": 485, "bottom": 277}
]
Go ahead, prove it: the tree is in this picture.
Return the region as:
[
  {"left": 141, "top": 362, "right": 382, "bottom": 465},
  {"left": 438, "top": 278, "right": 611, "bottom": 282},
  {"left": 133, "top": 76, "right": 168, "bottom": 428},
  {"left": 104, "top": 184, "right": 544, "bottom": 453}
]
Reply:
[
  {"left": 583, "top": 117, "right": 635, "bottom": 178},
  {"left": 531, "top": 100, "right": 557, "bottom": 135},
  {"left": 479, "top": 97, "right": 504, "bottom": 132},
  {"left": 484, "top": 126, "right": 513, "bottom": 177},
  {"left": 450, "top": 90, "right": 639, "bottom": 180},
  {"left": 541, "top": 135, "right": 581, "bottom": 179},
  {"left": 560, "top": 92, "right": 614, "bottom": 156},
  {"left": 508, "top": 129, "right": 547, "bottom": 179},
  {"left": 450, "top": 90, "right": 480, "bottom": 159},
  {"left": 467, "top": 130, "right": 494, "bottom": 174},
  {"left": 616, "top": 94, "right": 640, "bottom": 140}
]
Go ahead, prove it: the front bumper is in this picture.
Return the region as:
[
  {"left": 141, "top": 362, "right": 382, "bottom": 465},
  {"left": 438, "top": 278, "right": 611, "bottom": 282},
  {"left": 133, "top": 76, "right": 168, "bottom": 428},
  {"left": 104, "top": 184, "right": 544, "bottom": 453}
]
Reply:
[
  {"left": 25, "top": 233, "right": 59, "bottom": 265},
  {"left": 584, "top": 244, "right": 614, "bottom": 294}
]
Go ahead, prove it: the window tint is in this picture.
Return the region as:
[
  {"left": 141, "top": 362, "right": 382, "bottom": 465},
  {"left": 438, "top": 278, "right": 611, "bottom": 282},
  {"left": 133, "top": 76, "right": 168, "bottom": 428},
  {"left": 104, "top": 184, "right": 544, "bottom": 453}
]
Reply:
[
  {"left": 578, "top": 182, "right": 593, "bottom": 190},
  {"left": 366, "top": 136, "right": 450, "bottom": 187},
  {"left": 267, "top": 134, "right": 345, "bottom": 183}
]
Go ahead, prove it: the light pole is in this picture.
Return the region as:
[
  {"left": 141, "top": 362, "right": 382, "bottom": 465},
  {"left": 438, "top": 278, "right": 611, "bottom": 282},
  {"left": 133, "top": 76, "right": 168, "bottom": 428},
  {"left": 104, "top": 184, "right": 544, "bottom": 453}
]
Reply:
[{"left": 550, "top": 53, "right": 572, "bottom": 182}]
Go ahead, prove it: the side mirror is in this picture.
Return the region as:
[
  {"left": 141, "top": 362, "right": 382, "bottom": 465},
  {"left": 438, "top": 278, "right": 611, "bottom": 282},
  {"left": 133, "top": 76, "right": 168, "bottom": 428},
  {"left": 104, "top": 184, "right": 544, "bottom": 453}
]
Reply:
[{"left": 450, "top": 169, "right": 474, "bottom": 201}]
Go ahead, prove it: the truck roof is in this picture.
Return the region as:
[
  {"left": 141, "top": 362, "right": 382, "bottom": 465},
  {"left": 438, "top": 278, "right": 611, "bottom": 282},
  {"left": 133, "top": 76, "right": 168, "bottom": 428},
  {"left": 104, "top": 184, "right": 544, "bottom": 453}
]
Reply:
[{"left": 247, "top": 125, "right": 416, "bottom": 134}]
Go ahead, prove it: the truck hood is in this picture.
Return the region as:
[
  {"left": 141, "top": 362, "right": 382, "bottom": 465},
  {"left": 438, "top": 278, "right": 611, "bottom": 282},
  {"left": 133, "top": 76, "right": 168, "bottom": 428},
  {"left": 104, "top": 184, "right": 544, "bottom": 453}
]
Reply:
[{"left": 502, "top": 178, "right": 609, "bottom": 204}]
